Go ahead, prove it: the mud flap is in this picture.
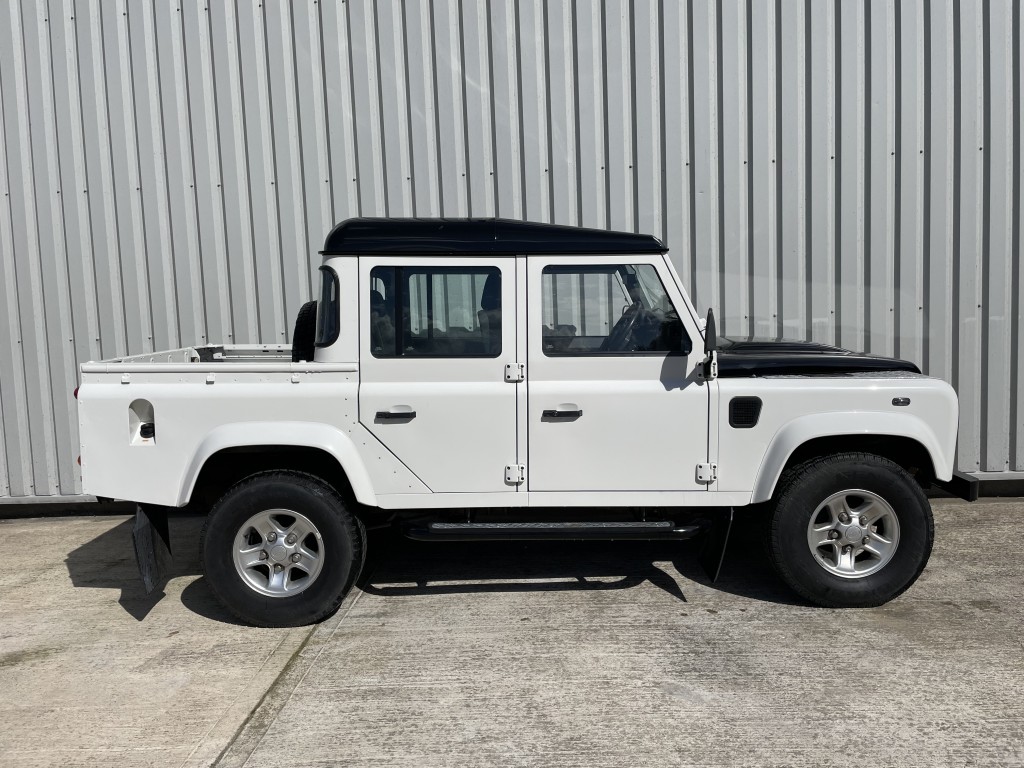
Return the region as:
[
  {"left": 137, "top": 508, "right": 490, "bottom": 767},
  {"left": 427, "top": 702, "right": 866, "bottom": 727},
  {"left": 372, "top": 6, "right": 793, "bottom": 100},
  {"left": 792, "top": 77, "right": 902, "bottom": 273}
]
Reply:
[
  {"left": 698, "top": 507, "right": 733, "bottom": 582},
  {"left": 132, "top": 505, "right": 173, "bottom": 594}
]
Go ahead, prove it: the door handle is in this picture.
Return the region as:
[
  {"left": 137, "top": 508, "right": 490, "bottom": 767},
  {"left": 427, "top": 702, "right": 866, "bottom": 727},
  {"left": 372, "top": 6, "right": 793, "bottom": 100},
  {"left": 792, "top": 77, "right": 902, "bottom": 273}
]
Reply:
[
  {"left": 542, "top": 408, "right": 583, "bottom": 418},
  {"left": 376, "top": 407, "right": 416, "bottom": 420}
]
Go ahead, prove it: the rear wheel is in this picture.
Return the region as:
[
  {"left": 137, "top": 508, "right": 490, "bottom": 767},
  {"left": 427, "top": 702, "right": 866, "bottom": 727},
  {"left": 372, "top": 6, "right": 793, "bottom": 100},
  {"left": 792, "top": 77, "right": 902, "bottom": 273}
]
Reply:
[
  {"left": 767, "top": 453, "right": 933, "bottom": 608},
  {"left": 201, "top": 471, "right": 364, "bottom": 627}
]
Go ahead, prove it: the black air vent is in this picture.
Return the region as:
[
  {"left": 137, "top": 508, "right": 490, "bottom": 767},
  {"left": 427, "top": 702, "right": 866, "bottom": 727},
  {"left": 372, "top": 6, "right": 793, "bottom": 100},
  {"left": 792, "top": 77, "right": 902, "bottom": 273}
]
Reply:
[{"left": 729, "top": 397, "right": 762, "bottom": 428}]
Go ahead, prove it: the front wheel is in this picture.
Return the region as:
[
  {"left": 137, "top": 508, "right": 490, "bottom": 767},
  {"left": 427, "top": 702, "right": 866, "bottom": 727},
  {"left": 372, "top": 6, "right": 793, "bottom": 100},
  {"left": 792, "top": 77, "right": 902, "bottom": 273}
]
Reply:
[
  {"left": 201, "top": 471, "right": 365, "bottom": 627},
  {"left": 767, "top": 453, "right": 933, "bottom": 608}
]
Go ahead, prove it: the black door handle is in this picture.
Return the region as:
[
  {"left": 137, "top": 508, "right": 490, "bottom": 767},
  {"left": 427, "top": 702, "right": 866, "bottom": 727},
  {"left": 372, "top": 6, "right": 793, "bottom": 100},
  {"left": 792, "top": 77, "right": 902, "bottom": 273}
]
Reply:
[
  {"left": 376, "top": 410, "right": 416, "bottom": 420},
  {"left": 542, "top": 409, "right": 583, "bottom": 418}
]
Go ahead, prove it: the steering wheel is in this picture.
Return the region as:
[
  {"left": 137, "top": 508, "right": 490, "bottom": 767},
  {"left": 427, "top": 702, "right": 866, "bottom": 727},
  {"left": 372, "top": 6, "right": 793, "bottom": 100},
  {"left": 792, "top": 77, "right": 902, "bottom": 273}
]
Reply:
[{"left": 601, "top": 304, "right": 643, "bottom": 351}]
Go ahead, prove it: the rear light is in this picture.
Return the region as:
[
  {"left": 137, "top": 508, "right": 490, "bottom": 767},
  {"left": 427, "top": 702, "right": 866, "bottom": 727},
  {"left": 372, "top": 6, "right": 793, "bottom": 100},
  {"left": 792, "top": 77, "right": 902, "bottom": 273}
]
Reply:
[
  {"left": 76, "top": 455, "right": 81, "bottom": 466},
  {"left": 73, "top": 386, "right": 79, "bottom": 400}
]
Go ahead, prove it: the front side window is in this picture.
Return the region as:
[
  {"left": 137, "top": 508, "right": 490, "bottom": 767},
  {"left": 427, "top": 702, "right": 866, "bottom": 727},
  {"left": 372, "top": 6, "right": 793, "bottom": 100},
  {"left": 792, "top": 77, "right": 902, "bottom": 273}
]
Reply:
[
  {"left": 315, "top": 266, "right": 340, "bottom": 347},
  {"left": 369, "top": 266, "right": 501, "bottom": 357},
  {"left": 541, "top": 264, "right": 688, "bottom": 355}
]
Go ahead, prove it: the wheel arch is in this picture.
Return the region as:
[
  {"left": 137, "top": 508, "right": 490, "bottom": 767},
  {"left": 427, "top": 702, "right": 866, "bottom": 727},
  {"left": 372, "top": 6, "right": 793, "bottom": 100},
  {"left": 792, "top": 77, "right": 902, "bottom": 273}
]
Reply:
[
  {"left": 751, "top": 413, "right": 949, "bottom": 504},
  {"left": 179, "top": 422, "right": 378, "bottom": 509}
]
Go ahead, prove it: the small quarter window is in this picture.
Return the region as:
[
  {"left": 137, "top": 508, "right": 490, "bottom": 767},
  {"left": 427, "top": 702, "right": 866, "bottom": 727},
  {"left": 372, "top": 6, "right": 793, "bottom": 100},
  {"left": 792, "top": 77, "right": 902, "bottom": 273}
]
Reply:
[
  {"left": 369, "top": 266, "right": 501, "bottom": 358},
  {"left": 315, "top": 266, "right": 340, "bottom": 347},
  {"left": 541, "top": 264, "right": 689, "bottom": 356}
]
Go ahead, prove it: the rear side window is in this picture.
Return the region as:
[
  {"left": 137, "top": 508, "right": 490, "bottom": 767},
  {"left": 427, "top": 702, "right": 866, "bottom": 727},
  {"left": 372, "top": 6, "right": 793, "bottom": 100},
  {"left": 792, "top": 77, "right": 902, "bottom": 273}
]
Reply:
[
  {"left": 541, "top": 264, "right": 688, "bottom": 355},
  {"left": 369, "top": 266, "right": 501, "bottom": 358},
  {"left": 315, "top": 266, "right": 340, "bottom": 347}
]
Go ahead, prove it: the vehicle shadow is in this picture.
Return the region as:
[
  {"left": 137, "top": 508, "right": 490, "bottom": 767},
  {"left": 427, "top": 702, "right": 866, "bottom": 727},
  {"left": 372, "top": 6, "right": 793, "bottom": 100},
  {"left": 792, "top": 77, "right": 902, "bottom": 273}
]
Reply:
[
  {"left": 359, "top": 517, "right": 806, "bottom": 608},
  {"left": 63, "top": 514, "right": 236, "bottom": 623},
  {"left": 64, "top": 511, "right": 806, "bottom": 624}
]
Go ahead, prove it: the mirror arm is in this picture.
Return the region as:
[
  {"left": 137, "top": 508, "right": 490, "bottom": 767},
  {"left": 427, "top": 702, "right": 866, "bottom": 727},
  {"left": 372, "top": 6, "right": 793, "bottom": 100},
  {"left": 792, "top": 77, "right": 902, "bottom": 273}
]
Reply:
[{"left": 702, "top": 308, "right": 718, "bottom": 381}]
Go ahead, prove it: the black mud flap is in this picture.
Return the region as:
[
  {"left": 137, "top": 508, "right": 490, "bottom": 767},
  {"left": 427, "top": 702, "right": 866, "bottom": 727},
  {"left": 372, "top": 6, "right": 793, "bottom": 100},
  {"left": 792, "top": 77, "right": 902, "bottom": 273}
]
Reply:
[
  {"left": 132, "top": 505, "right": 173, "bottom": 594},
  {"left": 698, "top": 507, "right": 733, "bottom": 582}
]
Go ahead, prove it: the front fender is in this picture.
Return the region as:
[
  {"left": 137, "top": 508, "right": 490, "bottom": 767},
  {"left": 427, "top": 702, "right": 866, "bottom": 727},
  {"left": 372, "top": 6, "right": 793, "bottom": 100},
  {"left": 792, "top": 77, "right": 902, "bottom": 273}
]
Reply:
[
  {"left": 177, "top": 421, "right": 378, "bottom": 507},
  {"left": 750, "top": 412, "right": 953, "bottom": 503}
]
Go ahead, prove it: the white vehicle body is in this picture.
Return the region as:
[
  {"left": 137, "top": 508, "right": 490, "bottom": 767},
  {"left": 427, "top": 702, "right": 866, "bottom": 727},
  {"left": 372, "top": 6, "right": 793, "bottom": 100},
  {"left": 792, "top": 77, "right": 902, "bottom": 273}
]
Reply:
[
  {"left": 79, "top": 247, "right": 959, "bottom": 513},
  {"left": 77, "top": 218, "right": 974, "bottom": 624}
]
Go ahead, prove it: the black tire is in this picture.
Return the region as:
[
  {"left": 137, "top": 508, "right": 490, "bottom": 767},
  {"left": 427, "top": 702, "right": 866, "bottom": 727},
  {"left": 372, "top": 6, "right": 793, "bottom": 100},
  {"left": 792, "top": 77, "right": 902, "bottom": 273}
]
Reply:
[
  {"left": 767, "top": 452, "right": 933, "bottom": 608},
  {"left": 201, "top": 471, "right": 365, "bottom": 627},
  {"left": 291, "top": 300, "right": 317, "bottom": 362}
]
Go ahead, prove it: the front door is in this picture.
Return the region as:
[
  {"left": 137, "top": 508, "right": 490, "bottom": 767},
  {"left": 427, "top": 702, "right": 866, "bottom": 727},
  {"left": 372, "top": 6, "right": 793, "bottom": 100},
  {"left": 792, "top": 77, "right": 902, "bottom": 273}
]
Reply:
[
  {"left": 358, "top": 256, "right": 518, "bottom": 493},
  {"left": 526, "top": 255, "right": 709, "bottom": 492}
]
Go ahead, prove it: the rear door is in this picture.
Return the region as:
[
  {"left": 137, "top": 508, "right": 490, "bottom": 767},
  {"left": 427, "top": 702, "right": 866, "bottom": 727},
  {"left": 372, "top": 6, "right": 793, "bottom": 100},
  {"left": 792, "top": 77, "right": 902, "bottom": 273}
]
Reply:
[
  {"left": 358, "top": 256, "right": 519, "bottom": 493},
  {"left": 526, "top": 255, "right": 709, "bottom": 492}
]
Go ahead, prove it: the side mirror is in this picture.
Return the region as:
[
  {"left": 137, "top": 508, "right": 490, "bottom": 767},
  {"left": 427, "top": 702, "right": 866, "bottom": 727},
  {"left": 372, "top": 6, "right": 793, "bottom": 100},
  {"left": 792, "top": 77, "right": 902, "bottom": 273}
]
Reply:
[{"left": 704, "top": 307, "right": 717, "bottom": 355}]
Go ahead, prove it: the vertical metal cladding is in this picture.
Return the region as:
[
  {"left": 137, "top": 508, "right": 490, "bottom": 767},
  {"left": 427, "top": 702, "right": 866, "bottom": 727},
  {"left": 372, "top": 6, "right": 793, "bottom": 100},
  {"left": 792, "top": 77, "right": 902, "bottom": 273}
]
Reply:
[{"left": 0, "top": 0, "right": 1020, "bottom": 498}]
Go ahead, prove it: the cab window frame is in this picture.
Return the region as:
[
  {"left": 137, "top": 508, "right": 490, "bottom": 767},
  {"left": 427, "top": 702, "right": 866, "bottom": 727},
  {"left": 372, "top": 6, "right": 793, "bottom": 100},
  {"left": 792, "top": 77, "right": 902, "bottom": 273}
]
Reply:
[
  {"left": 540, "top": 263, "right": 690, "bottom": 357},
  {"left": 369, "top": 264, "right": 502, "bottom": 359}
]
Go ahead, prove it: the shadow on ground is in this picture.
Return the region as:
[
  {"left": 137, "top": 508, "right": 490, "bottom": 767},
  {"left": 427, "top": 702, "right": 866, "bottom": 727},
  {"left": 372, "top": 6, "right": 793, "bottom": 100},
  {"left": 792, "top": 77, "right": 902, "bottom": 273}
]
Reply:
[
  {"left": 64, "top": 510, "right": 805, "bottom": 624},
  {"left": 62, "top": 514, "right": 238, "bottom": 623},
  {"left": 360, "top": 514, "right": 805, "bottom": 608}
]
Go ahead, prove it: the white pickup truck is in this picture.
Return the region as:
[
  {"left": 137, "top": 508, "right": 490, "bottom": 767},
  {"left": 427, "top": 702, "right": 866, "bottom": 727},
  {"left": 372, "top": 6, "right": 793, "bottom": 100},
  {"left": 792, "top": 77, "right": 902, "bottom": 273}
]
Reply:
[{"left": 77, "top": 218, "right": 977, "bottom": 627}]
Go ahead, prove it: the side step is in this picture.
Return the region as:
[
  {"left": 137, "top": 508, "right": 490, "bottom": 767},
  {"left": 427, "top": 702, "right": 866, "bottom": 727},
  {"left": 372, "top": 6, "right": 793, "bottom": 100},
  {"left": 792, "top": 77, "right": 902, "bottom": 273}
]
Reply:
[{"left": 404, "top": 520, "right": 703, "bottom": 542}]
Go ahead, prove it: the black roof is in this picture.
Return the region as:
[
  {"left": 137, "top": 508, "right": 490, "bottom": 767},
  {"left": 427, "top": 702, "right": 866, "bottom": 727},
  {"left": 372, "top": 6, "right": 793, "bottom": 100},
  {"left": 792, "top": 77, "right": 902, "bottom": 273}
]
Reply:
[{"left": 321, "top": 218, "right": 667, "bottom": 255}]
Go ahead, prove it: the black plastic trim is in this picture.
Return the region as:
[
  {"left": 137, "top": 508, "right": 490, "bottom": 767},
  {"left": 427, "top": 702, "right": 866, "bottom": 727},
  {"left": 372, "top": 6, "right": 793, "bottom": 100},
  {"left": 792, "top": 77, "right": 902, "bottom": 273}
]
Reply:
[
  {"left": 404, "top": 520, "right": 704, "bottom": 541},
  {"left": 542, "top": 409, "right": 583, "bottom": 418},
  {"left": 728, "top": 397, "right": 763, "bottom": 428},
  {"left": 717, "top": 352, "right": 920, "bottom": 376},
  {"left": 314, "top": 266, "right": 340, "bottom": 348},
  {"left": 932, "top": 471, "right": 980, "bottom": 502},
  {"left": 322, "top": 217, "right": 668, "bottom": 255}
]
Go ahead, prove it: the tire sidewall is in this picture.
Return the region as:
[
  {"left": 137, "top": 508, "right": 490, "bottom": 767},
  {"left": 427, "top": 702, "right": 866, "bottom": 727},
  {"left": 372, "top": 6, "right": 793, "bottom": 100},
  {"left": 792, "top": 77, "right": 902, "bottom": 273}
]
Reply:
[
  {"left": 770, "top": 457, "right": 933, "bottom": 607},
  {"left": 203, "top": 474, "right": 357, "bottom": 626}
]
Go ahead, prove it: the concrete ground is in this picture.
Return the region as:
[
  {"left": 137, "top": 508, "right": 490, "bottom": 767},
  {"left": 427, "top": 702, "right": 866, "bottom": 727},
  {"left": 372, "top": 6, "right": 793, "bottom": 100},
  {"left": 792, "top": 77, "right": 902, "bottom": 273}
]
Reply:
[{"left": 0, "top": 499, "right": 1022, "bottom": 767}]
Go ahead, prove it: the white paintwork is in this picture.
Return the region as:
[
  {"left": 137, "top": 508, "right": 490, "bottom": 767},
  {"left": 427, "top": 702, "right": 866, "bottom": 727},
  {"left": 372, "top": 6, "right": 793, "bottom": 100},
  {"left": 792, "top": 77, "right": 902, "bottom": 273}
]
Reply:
[
  {"left": 716, "top": 376, "right": 958, "bottom": 501},
  {"left": 356, "top": 256, "right": 519, "bottom": 493},
  {"left": 177, "top": 422, "right": 380, "bottom": 507},
  {"left": 78, "top": 368, "right": 426, "bottom": 508},
  {"left": 78, "top": 251, "right": 961, "bottom": 513},
  {"left": 525, "top": 254, "right": 709, "bottom": 492}
]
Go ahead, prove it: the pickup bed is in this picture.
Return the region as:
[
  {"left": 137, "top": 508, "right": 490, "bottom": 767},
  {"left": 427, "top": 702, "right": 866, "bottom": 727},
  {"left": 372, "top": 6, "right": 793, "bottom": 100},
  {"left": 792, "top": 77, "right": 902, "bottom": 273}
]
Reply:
[{"left": 78, "top": 218, "right": 976, "bottom": 627}]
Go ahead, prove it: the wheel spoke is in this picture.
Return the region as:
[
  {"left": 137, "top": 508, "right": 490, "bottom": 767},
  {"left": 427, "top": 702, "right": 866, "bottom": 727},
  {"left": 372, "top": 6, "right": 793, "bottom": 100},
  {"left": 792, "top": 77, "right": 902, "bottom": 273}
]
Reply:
[
  {"left": 236, "top": 545, "right": 265, "bottom": 570},
  {"left": 859, "top": 542, "right": 880, "bottom": 561},
  {"left": 812, "top": 532, "right": 835, "bottom": 548},
  {"left": 286, "top": 518, "right": 315, "bottom": 544},
  {"left": 825, "top": 498, "right": 848, "bottom": 523},
  {"left": 835, "top": 544, "right": 857, "bottom": 574},
  {"left": 856, "top": 500, "right": 883, "bottom": 526},
  {"left": 296, "top": 544, "right": 320, "bottom": 566},
  {"left": 255, "top": 516, "right": 285, "bottom": 541},
  {"left": 868, "top": 528, "right": 894, "bottom": 546},
  {"left": 267, "top": 566, "right": 287, "bottom": 592}
]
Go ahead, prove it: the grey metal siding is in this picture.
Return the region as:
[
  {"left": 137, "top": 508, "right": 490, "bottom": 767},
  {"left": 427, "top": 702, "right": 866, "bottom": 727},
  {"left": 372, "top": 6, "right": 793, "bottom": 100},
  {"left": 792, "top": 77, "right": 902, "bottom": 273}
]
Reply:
[{"left": 0, "top": 0, "right": 1020, "bottom": 499}]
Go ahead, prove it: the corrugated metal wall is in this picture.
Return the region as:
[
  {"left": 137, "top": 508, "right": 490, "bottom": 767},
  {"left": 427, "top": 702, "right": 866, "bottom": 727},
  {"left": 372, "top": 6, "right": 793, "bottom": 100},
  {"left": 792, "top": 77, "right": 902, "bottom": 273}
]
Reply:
[{"left": 0, "top": 0, "right": 1020, "bottom": 499}]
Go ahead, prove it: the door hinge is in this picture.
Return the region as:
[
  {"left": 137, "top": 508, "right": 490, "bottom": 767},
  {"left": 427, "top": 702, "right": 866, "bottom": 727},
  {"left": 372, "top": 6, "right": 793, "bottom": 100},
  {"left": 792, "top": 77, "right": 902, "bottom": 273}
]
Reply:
[
  {"left": 696, "top": 463, "right": 718, "bottom": 484},
  {"left": 504, "top": 362, "right": 525, "bottom": 382},
  {"left": 700, "top": 350, "right": 718, "bottom": 381},
  {"left": 505, "top": 464, "right": 526, "bottom": 485}
]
